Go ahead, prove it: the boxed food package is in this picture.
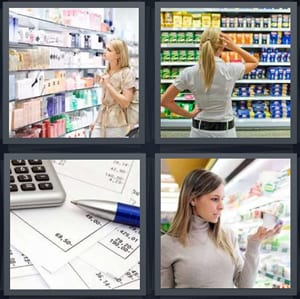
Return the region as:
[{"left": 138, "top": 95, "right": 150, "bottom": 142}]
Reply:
[
  {"left": 211, "top": 13, "right": 221, "bottom": 28},
  {"left": 201, "top": 13, "right": 211, "bottom": 28}
]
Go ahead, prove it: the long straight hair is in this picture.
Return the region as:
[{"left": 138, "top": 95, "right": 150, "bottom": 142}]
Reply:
[
  {"left": 167, "top": 169, "right": 236, "bottom": 263},
  {"left": 199, "top": 28, "right": 224, "bottom": 92}
]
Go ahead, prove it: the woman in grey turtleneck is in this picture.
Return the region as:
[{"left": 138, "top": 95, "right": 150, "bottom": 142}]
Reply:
[{"left": 161, "top": 169, "right": 282, "bottom": 288}]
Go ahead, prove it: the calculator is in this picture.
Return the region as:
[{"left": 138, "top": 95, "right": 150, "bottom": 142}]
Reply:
[{"left": 10, "top": 160, "right": 66, "bottom": 209}]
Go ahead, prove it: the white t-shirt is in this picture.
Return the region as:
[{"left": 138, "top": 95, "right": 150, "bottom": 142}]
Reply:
[{"left": 173, "top": 57, "right": 245, "bottom": 122}]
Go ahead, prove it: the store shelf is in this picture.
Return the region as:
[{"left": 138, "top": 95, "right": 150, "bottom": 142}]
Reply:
[
  {"left": 258, "top": 62, "right": 290, "bottom": 66},
  {"left": 237, "top": 79, "right": 290, "bottom": 83},
  {"left": 234, "top": 189, "right": 290, "bottom": 213},
  {"left": 161, "top": 44, "right": 199, "bottom": 48},
  {"left": 8, "top": 8, "right": 139, "bottom": 139},
  {"left": 161, "top": 8, "right": 291, "bottom": 13},
  {"left": 64, "top": 103, "right": 100, "bottom": 113},
  {"left": 258, "top": 270, "right": 290, "bottom": 286},
  {"left": 173, "top": 96, "right": 291, "bottom": 102},
  {"left": 220, "top": 158, "right": 291, "bottom": 288},
  {"left": 161, "top": 118, "right": 290, "bottom": 129},
  {"left": 10, "top": 11, "right": 111, "bottom": 35},
  {"left": 9, "top": 41, "right": 105, "bottom": 52},
  {"left": 161, "top": 62, "right": 195, "bottom": 66},
  {"left": 161, "top": 62, "right": 290, "bottom": 66},
  {"left": 235, "top": 118, "right": 290, "bottom": 128},
  {"left": 160, "top": 7, "right": 291, "bottom": 132},
  {"left": 161, "top": 44, "right": 291, "bottom": 49},
  {"left": 9, "top": 66, "right": 106, "bottom": 72},
  {"left": 260, "top": 243, "right": 290, "bottom": 255},
  {"left": 61, "top": 125, "right": 90, "bottom": 137},
  {"left": 12, "top": 104, "right": 99, "bottom": 131},
  {"left": 231, "top": 96, "right": 290, "bottom": 101},
  {"left": 161, "top": 27, "right": 290, "bottom": 32},
  {"left": 10, "top": 86, "right": 102, "bottom": 103},
  {"left": 161, "top": 79, "right": 290, "bottom": 84}
]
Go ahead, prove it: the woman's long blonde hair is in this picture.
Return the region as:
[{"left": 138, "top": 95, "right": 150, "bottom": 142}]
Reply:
[
  {"left": 106, "top": 39, "right": 130, "bottom": 73},
  {"left": 199, "top": 28, "right": 224, "bottom": 92},
  {"left": 167, "top": 169, "right": 236, "bottom": 263}
]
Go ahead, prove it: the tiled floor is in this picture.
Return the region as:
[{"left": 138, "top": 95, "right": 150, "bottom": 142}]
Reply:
[{"left": 161, "top": 130, "right": 291, "bottom": 138}]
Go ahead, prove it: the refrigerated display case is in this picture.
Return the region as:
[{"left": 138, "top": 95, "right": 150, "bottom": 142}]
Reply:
[{"left": 222, "top": 159, "right": 291, "bottom": 288}]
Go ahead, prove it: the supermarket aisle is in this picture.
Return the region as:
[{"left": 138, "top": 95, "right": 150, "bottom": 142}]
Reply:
[
  {"left": 159, "top": 6, "right": 294, "bottom": 138},
  {"left": 7, "top": 7, "right": 139, "bottom": 138},
  {"left": 160, "top": 158, "right": 292, "bottom": 288}
]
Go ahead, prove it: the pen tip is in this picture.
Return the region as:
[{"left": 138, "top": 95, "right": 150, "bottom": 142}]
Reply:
[{"left": 70, "top": 200, "right": 78, "bottom": 205}]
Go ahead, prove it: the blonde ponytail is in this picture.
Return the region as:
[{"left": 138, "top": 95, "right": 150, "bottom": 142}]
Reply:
[
  {"left": 199, "top": 28, "right": 224, "bottom": 92},
  {"left": 200, "top": 40, "right": 216, "bottom": 92}
]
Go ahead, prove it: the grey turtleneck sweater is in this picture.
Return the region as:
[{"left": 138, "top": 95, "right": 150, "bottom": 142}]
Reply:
[{"left": 161, "top": 215, "right": 261, "bottom": 288}]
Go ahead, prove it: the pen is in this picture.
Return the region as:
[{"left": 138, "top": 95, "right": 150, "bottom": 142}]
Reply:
[{"left": 71, "top": 199, "right": 140, "bottom": 227}]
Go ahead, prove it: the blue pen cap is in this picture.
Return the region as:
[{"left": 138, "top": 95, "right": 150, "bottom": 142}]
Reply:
[{"left": 115, "top": 203, "right": 140, "bottom": 227}]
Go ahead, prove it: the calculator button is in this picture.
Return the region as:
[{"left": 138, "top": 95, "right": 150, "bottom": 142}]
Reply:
[
  {"left": 11, "top": 160, "right": 26, "bottom": 166},
  {"left": 10, "top": 184, "right": 18, "bottom": 192},
  {"left": 28, "top": 160, "right": 43, "bottom": 165},
  {"left": 10, "top": 176, "right": 15, "bottom": 183},
  {"left": 31, "top": 166, "right": 46, "bottom": 173},
  {"left": 35, "top": 174, "right": 49, "bottom": 181},
  {"left": 38, "top": 183, "right": 53, "bottom": 190},
  {"left": 21, "top": 183, "right": 36, "bottom": 191},
  {"left": 17, "top": 174, "right": 32, "bottom": 182},
  {"left": 14, "top": 167, "right": 29, "bottom": 174}
]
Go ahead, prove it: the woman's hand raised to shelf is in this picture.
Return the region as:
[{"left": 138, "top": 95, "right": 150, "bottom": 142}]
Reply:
[
  {"left": 248, "top": 223, "right": 283, "bottom": 243},
  {"left": 220, "top": 32, "right": 238, "bottom": 51},
  {"left": 220, "top": 32, "right": 258, "bottom": 73}
]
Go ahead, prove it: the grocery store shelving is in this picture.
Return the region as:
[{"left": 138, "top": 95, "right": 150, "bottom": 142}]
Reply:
[
  {"left": 174, "top": 96, "right": 290, "bottom": 102},
  {"left": 161, "top": 79, "right": 290, "bottom": 84},
  {"left": 161, "top": 44, "right": 291, "bottom": 49},
  {"left": 160, "top": 8, "right": 291, "bottom": 131},
  {"left": 258, "top": 270, "right": 290, "bottom": 286},
  {"left": 161, "top": 118, "right": 290, "bottom": 129},
  {"left": 161, "top": 62, "right": 290, "bottom": 67},
  {"left": 161, "top": 8, "right": 291, "bottom": 13},
  {"left": 222, "top": 159, "right": 291, "bottom": 288},
  {"left": 161, "top": 27, "right": 291, "bottom": 32}
]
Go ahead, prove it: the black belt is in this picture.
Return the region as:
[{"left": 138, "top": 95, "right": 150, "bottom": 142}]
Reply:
[{"left": 192, "top": 119, "right": 235, "bottom": 131}]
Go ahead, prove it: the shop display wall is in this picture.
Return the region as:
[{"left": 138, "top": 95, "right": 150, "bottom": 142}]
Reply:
[
  {"left": 223, "top": 159, "right": 291, "bottom": 288},
  {"left": 8, "top": 8, "right": 139, "bottom": 138}
]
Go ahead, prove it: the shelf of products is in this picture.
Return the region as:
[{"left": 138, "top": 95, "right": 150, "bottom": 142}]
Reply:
[
  {"left": 161, "top": 8, "right": 291, "bottom": 13},
  {"left": 8, "top": 8, "right": 139, "bottom": 138},
  {"left": 222, "top": 159, "right": 291, "bottom": 288},
  {"left": 160, "top": 8, "right": 291, "bottom": 130},
  {"left": 161, "top": 118, "right": 290, "bottom": 129}
]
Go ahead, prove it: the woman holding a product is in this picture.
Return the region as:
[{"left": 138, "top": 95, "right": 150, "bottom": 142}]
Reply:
[
  {"left": 161, "top": 169, "right": 282, "bottom": 288},
  {"left": 90, "top": 39, "right": 136, "bottom": 137},
  {"left": 161, "top": 28, "right": 259, "bottom": 138}
]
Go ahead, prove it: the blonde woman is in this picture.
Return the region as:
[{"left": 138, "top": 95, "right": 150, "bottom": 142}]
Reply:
[
  {"left": 90, "top": 39, "right": 136, "bottom": 137},
  {"left": 161, "top": 169, "right": 282, "bottom": 288},
  {"left": 161, "top": 28, "right": 259, "bottom": 137}
]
